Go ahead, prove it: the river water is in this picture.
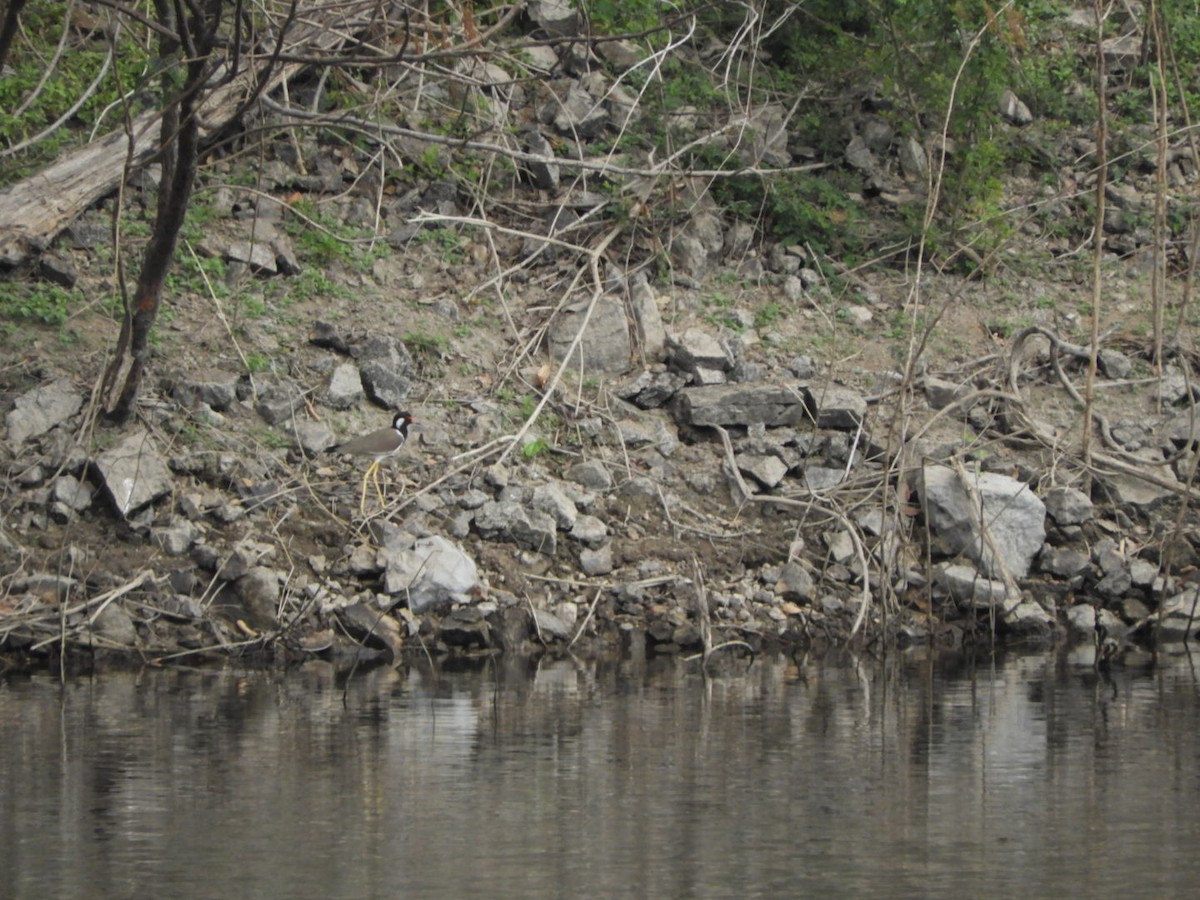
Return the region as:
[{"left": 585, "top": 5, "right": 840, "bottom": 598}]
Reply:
[{"left": 2, "top": 646, "right": 1198, "bottom": 898}]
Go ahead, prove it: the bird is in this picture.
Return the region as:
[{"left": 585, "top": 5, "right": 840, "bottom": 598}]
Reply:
[{"left": 336, "top": 411, "right": 413, "bottom": 514}]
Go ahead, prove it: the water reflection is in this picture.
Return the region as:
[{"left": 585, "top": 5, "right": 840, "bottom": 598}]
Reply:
[{"left": 2, "top": 648, "right": 1198, "bottom": 898}]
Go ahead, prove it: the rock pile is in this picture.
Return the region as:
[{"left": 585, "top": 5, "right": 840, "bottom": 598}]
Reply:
[{"left": 3, "top": 302, "right": 1199, "bottom": 663}]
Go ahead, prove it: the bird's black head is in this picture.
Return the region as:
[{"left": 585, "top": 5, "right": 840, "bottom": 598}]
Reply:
[{"left": 393, "top": 411, "right": 414, "bottom": 432}]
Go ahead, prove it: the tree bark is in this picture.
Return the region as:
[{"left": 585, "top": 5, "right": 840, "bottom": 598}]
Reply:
[
  {"left": 100, "top": 0, "right": 218, "bottom": 421},
  {"left": 0, "top": 0, "right": 29, "bottom": 74}
]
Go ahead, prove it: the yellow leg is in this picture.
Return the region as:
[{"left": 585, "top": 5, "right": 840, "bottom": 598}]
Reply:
[
  {"left": 359, "top": 460, "right": 380, "bottom": 515},
  {"left": 372, "top": 462, "right": 388, "bottom": 508}
]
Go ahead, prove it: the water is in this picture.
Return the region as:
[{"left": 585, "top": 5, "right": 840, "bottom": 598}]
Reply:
[{"left": 2, "top": 647, "right": 1198, "bottom": 898}]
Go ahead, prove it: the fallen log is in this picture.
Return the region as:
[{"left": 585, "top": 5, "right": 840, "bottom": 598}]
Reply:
[{"left": 0, "top": 4, "right": 355, "bottom": 267}]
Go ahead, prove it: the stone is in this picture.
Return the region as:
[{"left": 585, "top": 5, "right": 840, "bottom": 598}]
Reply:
[
  {"left": 522, "top": 130, "right": 559, "bottom": 189},
  {"left": 152, "top": 518, "right": 197, "bottom": 556},
  {"left": 618, "top": 369, "right": 687, "bottom": 409},
  {"left": 668, "top": 328, "right": 731, "bottom": 374},
  {"left": 1129, "top": 558, "right": 1159, "bottom": 587},
  {"left": 271, "top": 234, "right": 302, "bottom": 276},
  {"left": 1038, "top": 546, "right": 1090, "bottom": 578},
  {"left": 227, "top": 240, "right": 276, "bottom": 274},
  {"left": 546, "top": 296, "right": 632, "bottom": 375},
  {"left": 670, "top": 383, "right": 811, "bottom": 428},
  {"left": 254, "top": 379, "right": 306, "bottom": 425},
  {"left": 736, "top": 453, "right": 788, "bottom": 489},
  {"left": 845, "top": 134, "right": 877, "bottom": 174},
  {"left": 899, "top": 136, "right": 927, "bottom": 181},
  {"left": 860, "top": 115, "right": 894, "bottom": 152},
  {"left": 51, "top": 475, "right": 94, "bottom": 512},
  {"left": 775, "top": 561, "right": 814, "bottom": 603},
  {"left": 724, "top": 221, "right": 755, "bottom": 260},
  {"left": 936, "top": 563, "right": 1016, "bottom": 609},
  {"left": 440, "top": 607, "right": 492, "bottom": 649},
  {"left": 40, "top": 252, "right": 78, "bottom": 288},
  {"left": 528, "top": 0, "right": 579, "bottom": 37},
  {"left": 380, "top": 535, "right": 479, "bottom": 613},
  {"left": 5, "top": 378, "right": 83, "bottom": 446},
  {"left": 629, "top": 276, "right": 666, "bottom": 361},
  {"left": 923, "top": 376, "right": 967, "bottom": 411},
  {"left": 999, "top": 89, "right": 1033, "bottom": 125},
  {"left": 309, "top": 320, "right": 352, "bottom": 355},
  {"left": 475, "top": 500, "right": 557, "bottom": 554},
  {"left": 1096, "top": 470, "right": 1177, "bottom": 513},
  {"left": 570, "top": 515, "right": 608, "bottom": 547},
  {"left": 294, "top": 420, "right": 337, "bottom": 456},
  {"left": 355, "top": 335, "right": 415, "bottom": 408},
  {"left": 92, "top": 602, "right": 138, "bottom": 645},
  {"left": 669, "top": 234, "right": 708, "bottom": 279},
  {"left": 552, "top": 83, "right": 608, "bottom": 138},
  {"left": 94, "top": 430, "right": 173, "bottom": 516},
  {"left": 1153, "top": 592, "right": 1200, "bottom": 640},
  {"left": 326, "top": 362, "right": 364, "bottom": 409},
  {"left": 532, "top": 608, "right": 573, "bottom": 640},
  {"left": 579, "top": 543, "right": 613, "bottom": 576},
  {"left": 917, "top": 465, "right": 1046, "bottom": 579},
  {"left": 739, "top": 103, "right": 792, "bottom": 167},
  {"left": 336, "top": 603, "right": 405, "bottom": 658},
  {"left": 359, "top": 361, "right": 413, "bottom": 408},
  {"left": 566, "top": 459, "right": 613, "bottom": 491},
  {"left": 825, "top": 530, "right": 856, "bottom": 564},
  {"left": 1004, "top": 600, "right": 1056, "bottom": 633},
  {"left": 799, "top": 382, "right": 867, "bottom": 429},
  {"left": 532, "top": 483, "right": 578, "bottom": 530},
  {"left": 804, "top": 466, "right": 844, "bottom": 492},
  {"left": 172, "top": 368, "right": 240, "bottom": 411},
  {"left": 234, "top": 567, "right": 281, "bottom": 629},
  {"left": 1098, "top": 348, "right": 1132, "bottom": 379},
  {"left": 1043, "top": 485, "right": 1093, "bottom": 525}
]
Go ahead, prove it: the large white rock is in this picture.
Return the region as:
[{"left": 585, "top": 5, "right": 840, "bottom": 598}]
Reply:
[{"left": 918, "top": 465, "right": 1046, "bottom": 579}]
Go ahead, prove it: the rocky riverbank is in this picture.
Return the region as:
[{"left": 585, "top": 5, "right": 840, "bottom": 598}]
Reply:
[
  {"left": 4, "top": 297, "right": 1199, "bottom": 670},
  {"left": 4, "top": 2, "right": 1200, "bottom": 670}
]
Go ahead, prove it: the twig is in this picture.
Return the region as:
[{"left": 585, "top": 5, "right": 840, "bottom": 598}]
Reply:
[{"left": 567, "top": 587, "right": 603, "bottom": 650}]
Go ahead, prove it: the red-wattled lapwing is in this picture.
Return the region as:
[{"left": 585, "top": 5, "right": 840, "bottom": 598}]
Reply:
[{"left": 337, "top": 411, "right": 413, "bottom": 513}]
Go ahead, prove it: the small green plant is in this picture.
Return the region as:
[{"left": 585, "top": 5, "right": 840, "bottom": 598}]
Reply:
[
  {"left": 404, "top": 331, "right": 450, "bottom": 355},
  {"left": 755, "top": 302, "right": 783, "bottom": 330},
  {"left": 520, "top": 437, "right": 550, "bottom": 459},
  {"left": 260, "top": 428, "right": 290, "bottom": 449},
  {"left": 245, "top": 353, "right": 270, "bottom": 373},
  {"left": 416, "top": 227, "right": 465, "bottom": 264},
  {"left": 1, "top": 283, "right": 74, "bottom": 325}
]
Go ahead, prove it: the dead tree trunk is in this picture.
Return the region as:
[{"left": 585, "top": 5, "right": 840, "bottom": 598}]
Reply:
[
  {"left": 0, "top": 0, "right": 29, "bottom": 73},
  {"left": 100, "top": 0, "right": 223, "bottom": 422}
]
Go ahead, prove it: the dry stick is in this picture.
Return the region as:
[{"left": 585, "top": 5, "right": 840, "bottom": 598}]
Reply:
[
  {"left": 1083, "top": 0, "right": 1109, "bottom": 468},
  {"left": 1003, "top": 330, "right": 1193, "bottom": 494},
  {"left": 567, "top": 587, "right": 604, "bottom": 650},
  {"left": 32, "top": 571, "right": 154, "bottom": 652},
  {"left": 1150, "top": 2, "right": 1169, "bottom": 376},
  {"left": 692, "top": 554, "right": 712, "bottom": 659},
  {"left": 1006, "top": 325, "right": 1184, "bottom": 467}
]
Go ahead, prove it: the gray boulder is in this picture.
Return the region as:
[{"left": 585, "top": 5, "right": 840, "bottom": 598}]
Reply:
[
  {"left": 547, "top": 296, "right": 631, "bottom": 374},
  {"left": 6, "top": 378, "right": 82, "bottom": 445},
  {"left": 94, "top": 430, "right": 173, "bottom": 516},
  {"left": 381, "top": 535, "right": 479, "bottom": 613},
  {"left": 917, "top": 464, "right": 1046, "bottom": 579},
  {"left": 475, "top": 500, "right": 558, "bottom": 554},
  {"left": 671, "top": 383, "right": 811, "bottom": 428}
]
